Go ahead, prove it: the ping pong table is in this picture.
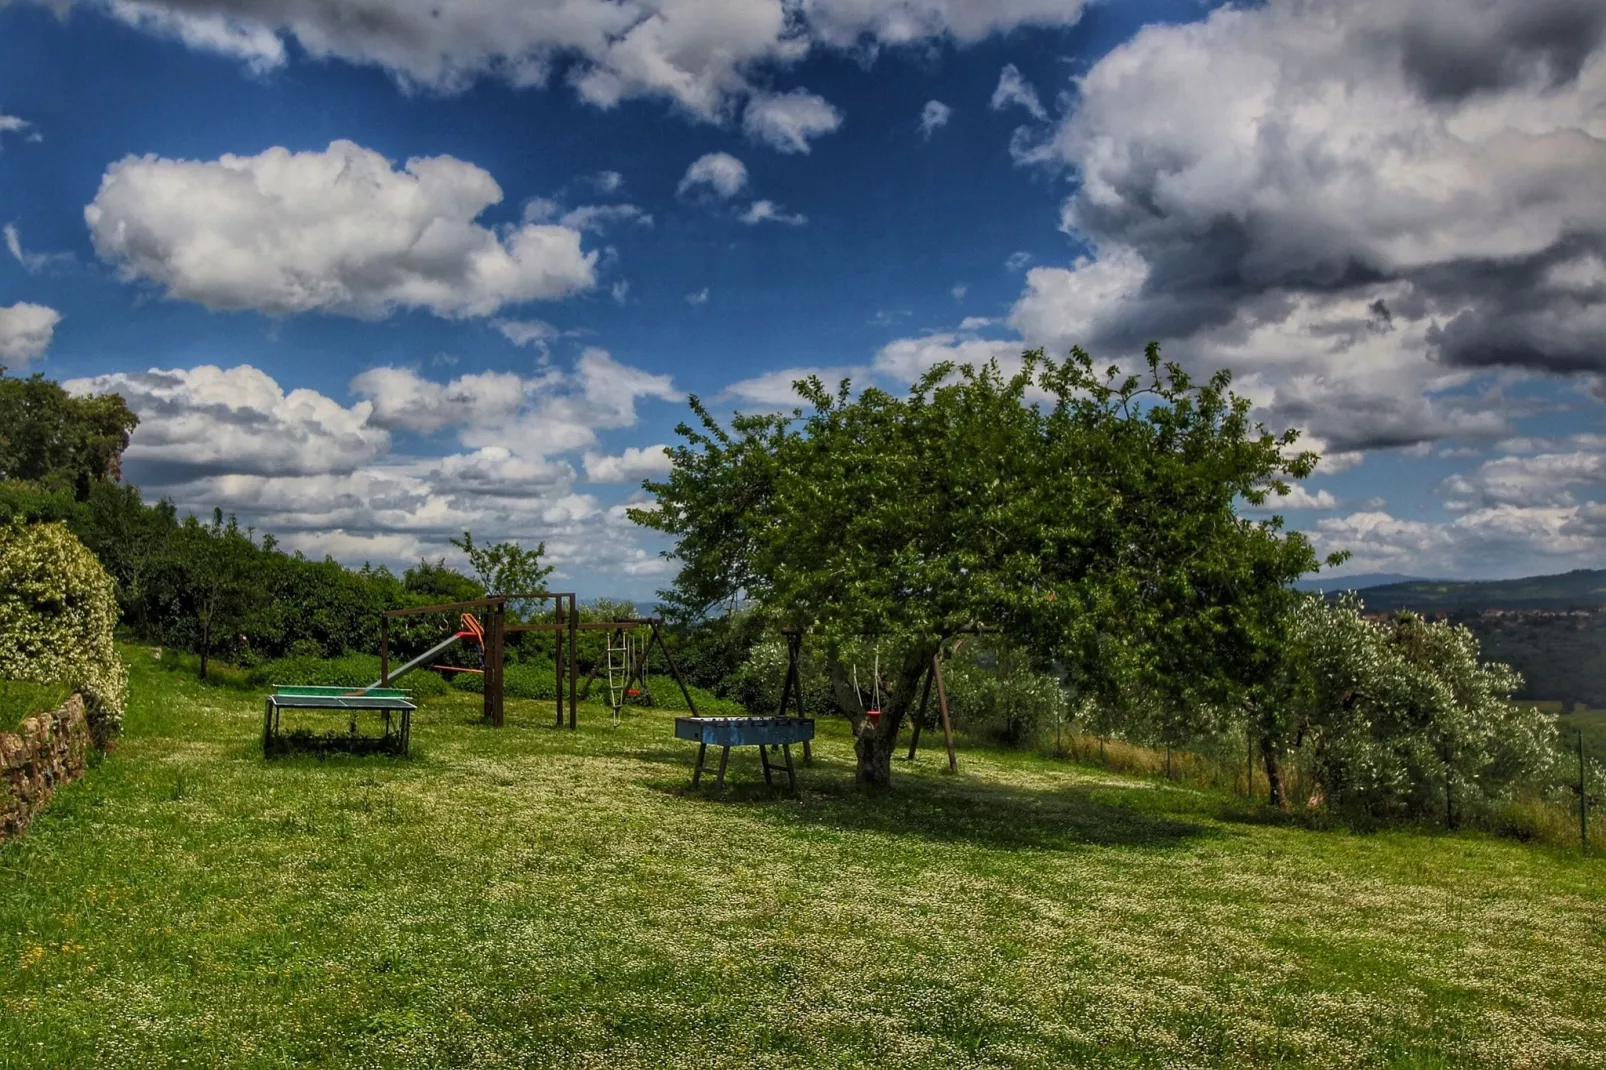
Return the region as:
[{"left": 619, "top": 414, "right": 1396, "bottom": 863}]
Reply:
[{"left": 264, "top": 685, "right": 417, "bottom": 757}]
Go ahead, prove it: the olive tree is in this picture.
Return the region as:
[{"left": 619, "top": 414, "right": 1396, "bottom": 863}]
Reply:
[
  {"left": 635, "top": 345, "right": 1339, "bottom": 787},
  {"left": 1277, "top": 594, "right": 1556, "bottom": 821}
]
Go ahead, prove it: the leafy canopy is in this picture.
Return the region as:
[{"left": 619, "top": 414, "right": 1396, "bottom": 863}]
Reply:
[
  {"left": 634, "top": 345, "right": 1340, "bottom": 724},
  {"left": 450, "top": 531, "right": 554, "bottom": 598},
  {"left": 0, "top": 367, "right": 138, "bottom": 499}
]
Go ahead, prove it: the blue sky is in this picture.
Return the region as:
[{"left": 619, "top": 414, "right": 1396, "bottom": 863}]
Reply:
[{"left": 3, "top": 0, "right": 1604, "bottom": 600}]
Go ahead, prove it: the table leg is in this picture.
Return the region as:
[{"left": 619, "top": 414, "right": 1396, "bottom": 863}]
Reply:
[
  {"left": 759, "top": 744, "right": 774, "bottom": 786},
  {"left": 783, "top": 744, "right": 797, "bottom": 794},
  {"left": 716, "top": 745, "right": 730, "bottom": 791},
  {"left": 263, "top": 699, "right": 273, "bottom": 754},
  {"left": 692, "top": 742, "right": 708, "bottom": 787}
]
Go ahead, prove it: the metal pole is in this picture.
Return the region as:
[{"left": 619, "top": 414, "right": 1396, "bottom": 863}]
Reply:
[
  {"left": 380, "top": 615, "right": 389, "bottom": 687},
  {"left": 1581, "top": 729, "right": 1589, "bottom": 852}
]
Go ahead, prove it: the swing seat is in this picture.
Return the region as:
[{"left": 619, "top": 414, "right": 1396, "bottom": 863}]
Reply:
[{"left": 867, "top": 708, "right": 882, "bottom": 725}]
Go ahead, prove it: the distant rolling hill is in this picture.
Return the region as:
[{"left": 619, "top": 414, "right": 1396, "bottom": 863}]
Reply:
[
  {"left": 1293, "top": 572, "right": 1430, "bottom": 592},
  {"left": 1333, "top": 569, "right": 1606, "bottom": 613},
  {"left": 1296, "top": 569, "right": 1606, "bottom": 707}
]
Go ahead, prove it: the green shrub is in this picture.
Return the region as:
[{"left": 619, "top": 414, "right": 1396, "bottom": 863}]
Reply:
[
  {"left": 451, "top": 663, "right": 555, "bottom": 701},
  {"left": 0, "top": 520, "right": 127, "bottom": 738},
  {"left": 940, "top": 660, "right": 1069, "bottom": 746},
  {"left": 251, "top": 654, "right": 449, "bottom": 697}
]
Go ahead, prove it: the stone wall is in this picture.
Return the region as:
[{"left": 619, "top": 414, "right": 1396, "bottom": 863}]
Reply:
[{"left": 0, "top": 693, "right": 90, "bottom": 839}]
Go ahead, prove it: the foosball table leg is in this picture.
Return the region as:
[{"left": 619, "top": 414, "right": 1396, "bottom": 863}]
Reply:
[
  {"left": 716, "top": 745, "right": 731, "bottom": 791},
  {"left": 803, "top": 739, "right": 812, "bottom": 765},
  {"left": 692, "top": 742, "right": 708, "bottom": 787},
  {"left": 759, "top": 744, "right": 774, "bottom": 786},
  {"left": 783, "top": 743, "right": 797, "bottom": 794}
]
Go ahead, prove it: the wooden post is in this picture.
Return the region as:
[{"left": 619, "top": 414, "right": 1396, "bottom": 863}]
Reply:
[
  {"left": 906, "top": 662, "right": 934, "bottom": 760},
  {"left": 380, "top": 614, "right": 389, "bottom": 686},
  {"left": 932, "top": 653, "right": 956, "bottom": 774},
  {"left": 653, "top": 621, "right": 699, "bottom": 716},
  {"left": 568, "top": 595, "right": 578, "bottom": 730},
  {"left": 554, "top": 596, "right": 564, "bottom": 728},
  {"left": 485, "top": 601, "right": 506, "bottom": 727},
  {"left": 783, "top": 631, "right": 811, "bottom": 764}
]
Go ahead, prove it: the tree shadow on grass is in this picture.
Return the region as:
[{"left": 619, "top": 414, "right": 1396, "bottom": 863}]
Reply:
[{"left": 626, "top": 745, "right": 1214, "bottom": 852}]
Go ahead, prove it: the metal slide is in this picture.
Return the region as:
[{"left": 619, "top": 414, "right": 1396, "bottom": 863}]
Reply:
[{"left": 363, "top": 632, "right": 463, "bottom": 692}]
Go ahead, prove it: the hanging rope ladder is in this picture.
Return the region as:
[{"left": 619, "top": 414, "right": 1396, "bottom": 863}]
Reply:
[{"left": 605, "top": 627, "right": 634, "bottom": 727}]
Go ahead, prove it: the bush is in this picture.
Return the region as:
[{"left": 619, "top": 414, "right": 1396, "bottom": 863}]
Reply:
[
  {"left": 940, "top": 659, "right": 1069, "bottom": 746},
  {"left": 451, "top": 663, "right": 554, "bottom": 701},
  {"left": 0, "top": 520, "right": 127, "bottom": 738},
  {"left": 251, "top": 653, "right": 449, "bottom": 697},
  {"left": 1285, "top": 596, "right": 1560, "bottom": 823},
  {"left": 725, "top": 638, "right": 842, "bottom": 719}
]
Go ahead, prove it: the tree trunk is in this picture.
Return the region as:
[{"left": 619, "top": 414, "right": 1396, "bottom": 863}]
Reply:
[
  {"left": 1262, "top": 742, "right": 1286, "bottom": 809},
  {"left": 826, "top": 643, "right": 937, "bottom": 788},
  {"left": 855, "top": 731, "right": 896, "bottom": 788},
  {"left": 199, "top": 612, "right": 211, "bottom": 681}
]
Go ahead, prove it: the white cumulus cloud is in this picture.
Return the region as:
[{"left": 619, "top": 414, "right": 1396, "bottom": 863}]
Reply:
[
  {"left": 52, "top": 0, "right": 1091, "bottom": 128},
  {"left": 0, "top": 303, "right": 61, "bottom": 365},
  {"left": 85, "top": 140, "right": 598, "bottom": 319},
  {"left": 739, "top": 200, "right": 806, "bottom": 226},
  {"left": 583, "top": 445, "right": 672, "bottom": 483},
  {"left": 742, "top": 89, "right": 843, "bottom": 153},
  {"left": 63, "top": 364, "right": 388, "bottom": 478},
  {"left": 677, "top": 152, "right": 749, "bottom": 199}
]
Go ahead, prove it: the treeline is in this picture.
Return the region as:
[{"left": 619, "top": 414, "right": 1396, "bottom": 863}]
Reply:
[{"left": 0, "top": 366, "right": 602, "bottom": 680}]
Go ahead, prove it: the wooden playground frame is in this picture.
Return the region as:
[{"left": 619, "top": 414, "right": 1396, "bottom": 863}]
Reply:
[
  {"left": 778, "top": 625, "right": 980, "bottom": 773},
  {"left": 381, "top": 594, "right": 698, "bottom": 728}
]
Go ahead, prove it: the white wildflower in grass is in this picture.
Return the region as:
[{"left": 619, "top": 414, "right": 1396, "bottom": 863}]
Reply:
[{"left": 0, "top": 648, "right": 1601, "bottom": 1067}]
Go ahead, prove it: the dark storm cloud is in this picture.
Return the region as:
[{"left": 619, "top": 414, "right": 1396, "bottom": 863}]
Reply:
[
  {"left": 1036, "top": 0, "right": 1606, "bottom": 383},
  {"left": 1395, "top": 0, "right": 1606, "bottom": 102}
]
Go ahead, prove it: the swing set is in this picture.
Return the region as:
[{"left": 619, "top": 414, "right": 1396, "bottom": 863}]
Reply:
[
  {"left": 378, "top": 595, "right": 697, "bottom": 729},
  {"left": 575, "top": 617, "right": 698, "bottom": 727},
  {"left": 774, "top": 626, "right": 971, "bottom": 773}
]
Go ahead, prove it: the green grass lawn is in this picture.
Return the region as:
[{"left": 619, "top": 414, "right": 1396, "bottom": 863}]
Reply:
[
  {"left": 3, "top": 650, "right": 1604, "bottom": 1069},
  {"left": 0, "top": 679, "right": 74, "bottom": 736}
]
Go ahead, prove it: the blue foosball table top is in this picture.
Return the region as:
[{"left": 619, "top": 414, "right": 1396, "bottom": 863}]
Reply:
[{"left": 674, "top": 715, "right": 815, "bottom": 746}]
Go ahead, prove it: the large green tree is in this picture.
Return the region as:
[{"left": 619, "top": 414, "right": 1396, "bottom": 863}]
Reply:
[
  {"left": 0, "top": 367, "right": 138, "bottom": 498},
  {"left": 634, "top": 345, "right": 1341, "bottom": 786}
]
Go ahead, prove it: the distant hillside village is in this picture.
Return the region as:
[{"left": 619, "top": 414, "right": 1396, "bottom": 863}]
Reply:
[{"left": 1336, "top": 572, "right": 1606, "bottom": 709}]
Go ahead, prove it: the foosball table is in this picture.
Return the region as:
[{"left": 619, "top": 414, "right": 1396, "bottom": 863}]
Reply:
[{"left": 674, "top": 716, "right": 814, "bottom": 793}]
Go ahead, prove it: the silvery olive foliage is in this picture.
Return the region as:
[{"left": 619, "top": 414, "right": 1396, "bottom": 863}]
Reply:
[
  {"left": 0, "top": 520, "right": 127, "bottom": 737},
  {"left": 1281, "top": 594, "right": 1557, "bottom": 821}
]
